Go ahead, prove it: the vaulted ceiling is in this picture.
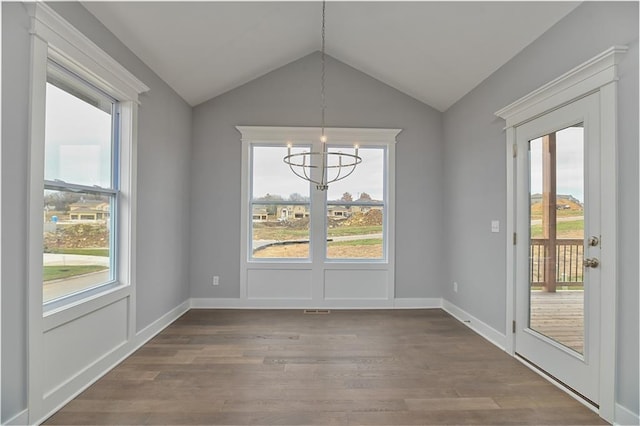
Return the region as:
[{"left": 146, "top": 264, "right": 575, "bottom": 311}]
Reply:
[{"left": 82, "top": 1, "right": 580, "bottom": 111}]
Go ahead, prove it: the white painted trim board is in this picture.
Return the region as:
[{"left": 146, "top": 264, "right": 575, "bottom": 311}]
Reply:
[
  {"left": 32, "top": 300, "right": 190, "bottom": 426},
  {"left": 190, "top": 297, "right": 441, "bottom": 310},
  {"left": 441, "top": 299, "right": 507, "bottom": 351},
  {"left": 496, "top": 45, "right": 626, "bottom": 423},
  {"left": 614, "top": 403, "right": 640, "bottom": 426},
  {"left": 4, "top": 409, "right": 29, "bottom": 426}
]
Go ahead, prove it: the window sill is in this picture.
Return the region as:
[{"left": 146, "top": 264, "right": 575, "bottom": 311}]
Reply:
[{"left": 43, "top": 283, "right": 131, "bottom": 332}]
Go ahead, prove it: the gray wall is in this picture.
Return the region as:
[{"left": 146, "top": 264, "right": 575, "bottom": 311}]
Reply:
[
  {"left": 190, "top": 52, "right": 444, "bottom": 299},
  {"left": 1, "top": 2, "right": 192, "bottom": 421},
  {"left": 2, "top": 0, "right": 637, "bottom": 421},
  {"left": 442, "top": 1, "right": 638, "bottom": 414}
]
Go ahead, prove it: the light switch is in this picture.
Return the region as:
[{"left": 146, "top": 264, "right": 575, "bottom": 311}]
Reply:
[{"left": 491, "top": 220, "right": 500, "bottom": 233}]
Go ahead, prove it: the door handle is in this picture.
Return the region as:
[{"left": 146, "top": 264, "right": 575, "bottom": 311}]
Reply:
[{"left": 583, "top": 258, "right": 599, "bottom": 268}]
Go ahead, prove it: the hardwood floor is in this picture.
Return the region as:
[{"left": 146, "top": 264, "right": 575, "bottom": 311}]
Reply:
[{"left": 44, "top": 309, "right": 606, "bottom": 425}]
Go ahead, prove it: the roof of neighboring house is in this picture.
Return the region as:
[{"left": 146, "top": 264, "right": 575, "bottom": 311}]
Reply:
[
  {"left": 70, "top": 209, "right": 109, "bottom": 215},
  {"left": 69, "top": 201, "right": 110, "bottom": 212}
]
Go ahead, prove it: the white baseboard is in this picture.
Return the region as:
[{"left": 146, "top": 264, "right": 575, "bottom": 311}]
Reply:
[
  {"left": 393, "top": 297, "right": 442, "bottom": 308},
  {"left": 441, "top": 299, "right": 507, "bottom": 350},
  {"left": 190, "top": 297, "right": 442, "bottom": 310},
  {"left": 4, "top": 408, "right": 28, "bottom": 426},
  {"left": 615, "top": 403, "right": 640, "bottom": 426},
  {"left": 135, "top": 299, "right": 191, "bottom": 343},
  {"left": 34, "top": 299, "right": 191, "bottom": 425}
]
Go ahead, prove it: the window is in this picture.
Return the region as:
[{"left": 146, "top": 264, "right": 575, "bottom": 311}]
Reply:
[
  {"left": 42, "top": 61, "right": 119, "bottom": 303},
  {"left": 239, "top": 127, "right": 398, "bottom": 264},
  {"left": 27, "top": 3, "right": 148, "bottom": 311},
  {"left": 250, "top": 145, "right": 311, "bottom": 259},
  {"left": 27, "top": 4, "right": 149, "bottom": 420},
  {"left": 326, "top": 147, "right": 386, "bottom": 260},
  {"left": 238, "top": 127, "right": 399, "bottom": 303},
  {"left": 248, "top": 144, "right": 388, "bottom": 261}
]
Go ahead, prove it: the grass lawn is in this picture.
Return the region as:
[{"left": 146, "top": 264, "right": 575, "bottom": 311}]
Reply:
[
  {"left": 253, "top": 225, "right": 382, "bottom": 241},
  {"left": 47, "top": 248, "right": 109, "bottom": 257},
  {"left": 531, "top": 219, "right": 584, "bottom": 238},
  {"left": 328, "top": 225, "right": 382, "bottom": 237},
  {"left": 252, "top": 227, "right": 310, "bottom": 241},
  {"left": 530, "top": 209, "right": 583, "bottom": 220},
  {"left": 327, "top": 238, "right": 382, "bottom": 247},
  {"left": 43, "top": 265, "right": 108, "bottom": 281}
]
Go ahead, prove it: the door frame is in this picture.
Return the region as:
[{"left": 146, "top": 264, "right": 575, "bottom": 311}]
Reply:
[{"left": 496, "top": 45, "right": 627, "bottom": 423}]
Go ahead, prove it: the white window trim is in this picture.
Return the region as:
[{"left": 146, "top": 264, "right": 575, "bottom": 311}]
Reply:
[
  {"left": 236, "top": 126, "right": 400, "bottom": 306},
  {"left": 496, "top": 45, "right": 627, "bottom": 423},
  {"left": 26, "top": 3, "right": 148, "bottom": 422}
]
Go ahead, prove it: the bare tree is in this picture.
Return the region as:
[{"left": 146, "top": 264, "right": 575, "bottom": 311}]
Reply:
[
  {"left": 358, "top": 192, "right": 372, "bottom": 201},
  {"left": 289, "top": 193, "right": 309, "bottom": 202},
  {"left": 340, "top": 192, "right": 353, "bottom": 202}
]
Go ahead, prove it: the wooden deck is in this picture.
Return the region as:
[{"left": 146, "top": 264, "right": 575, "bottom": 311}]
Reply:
[{"left": 530, "top": 290, "right": 584, "bottom": 353}]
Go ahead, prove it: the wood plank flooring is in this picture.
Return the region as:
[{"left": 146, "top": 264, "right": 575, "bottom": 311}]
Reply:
[{"left": 44, "top": 309, "right": 606, "bottom": 425}]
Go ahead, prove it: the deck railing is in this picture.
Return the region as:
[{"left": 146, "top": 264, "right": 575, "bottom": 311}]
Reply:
[{"left": 530, "top": 238, "right": 584, "bottom": 288}]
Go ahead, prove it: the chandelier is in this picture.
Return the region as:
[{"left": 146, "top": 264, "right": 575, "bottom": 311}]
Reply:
[{"left": 283, "top": 0, "right": 362, "bottom": 191}]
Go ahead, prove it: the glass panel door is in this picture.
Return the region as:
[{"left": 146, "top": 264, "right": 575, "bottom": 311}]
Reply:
[{"left": 528, "top": 124, "right": 585, "bottom": 354}]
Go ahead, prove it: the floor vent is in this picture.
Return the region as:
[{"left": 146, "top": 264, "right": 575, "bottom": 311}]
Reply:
[{"left": 303, "top": 309, "right": 331, "bottom": 314}]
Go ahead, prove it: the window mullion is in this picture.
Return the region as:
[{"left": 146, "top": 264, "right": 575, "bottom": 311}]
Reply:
[
  {"left": 44, "top": 180, "right": 118, "bottom": 196},
  {"left": 309, "top": 140, "right": 326, "bottom": 264}
]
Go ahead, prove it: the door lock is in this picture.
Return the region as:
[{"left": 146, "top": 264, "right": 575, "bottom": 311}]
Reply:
[
  {"left": 588, "top": 236, "right": 600, "bottom": 247},
  {"left": 583, "top": 258, "right": 599, "bottom": 268}
]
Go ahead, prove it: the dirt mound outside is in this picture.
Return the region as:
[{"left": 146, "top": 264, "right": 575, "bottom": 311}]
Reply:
[
  {"left": 341, "top": 210, "right": 383, "bottom": 227},
  {"left": 44, "top": 223, "right": 109, "bottom": 250}
]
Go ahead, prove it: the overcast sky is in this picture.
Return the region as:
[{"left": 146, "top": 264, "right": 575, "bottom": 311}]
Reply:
[
  {"left": 253, "top": 145, "right": 384, "bottom": 201},
  {"left": 530, "top": 126, "right": 584, "bottom": 203},
  {"left": 46, "top": 84, "right": 583, "bottom": 204},
  {"left": 45, "top": 82, "right": 112, "bottom": 188}
]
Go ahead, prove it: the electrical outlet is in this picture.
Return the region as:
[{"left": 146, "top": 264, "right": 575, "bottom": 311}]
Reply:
[
  {"left": 213, "top": 276, "right": 219, "bottom": 286},
  {"left": 453, "top": 281, "right": 458, "bottom": 292}
]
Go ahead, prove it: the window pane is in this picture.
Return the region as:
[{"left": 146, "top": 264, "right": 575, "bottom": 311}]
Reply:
[
  {"left": 326, "top": 147, "right": 384, "bottom": 202},
  {"left": 326, "top": 147, "right": 385, "bottom": 260},
  {"left": 252, "top": 145, "right": 310, "bottom": 200},
  {"left": 251, "top": 203, "right": 310, "bottom": 259},
  {"left": 43, "top": 189, "right": 114, "bottom": 303},
  {"left": 528, "top": 124, "right": 585, "bottom": 354},
  {"left": 45, "top": 80, "right": 113, "bottom": 188},
  {"left": 326, "top": 205, "right": 383, "bottom": 260}
]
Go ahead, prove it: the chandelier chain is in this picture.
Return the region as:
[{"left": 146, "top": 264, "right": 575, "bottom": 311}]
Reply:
[
  {"left": 321, "top": 0, "right": 326, "bottom": 137},
  {"left": 282, "top": 0, "right": 362, "bottom": 191}
]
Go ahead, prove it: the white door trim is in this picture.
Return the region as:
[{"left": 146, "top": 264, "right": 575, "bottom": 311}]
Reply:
[
  {"left": 514, "top": 94, "right": 601, "bottom": 403},
  {"left": 496, "top": 45, "right": 627, "bottom": 423}
]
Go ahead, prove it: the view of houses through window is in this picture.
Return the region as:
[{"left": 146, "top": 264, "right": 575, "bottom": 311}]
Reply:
[
  {"left": 250, "top": 145, "right": 385, "bottom": 260},
  {"left": 42, "top": 63, "right": 117, "bottom": 303}
]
